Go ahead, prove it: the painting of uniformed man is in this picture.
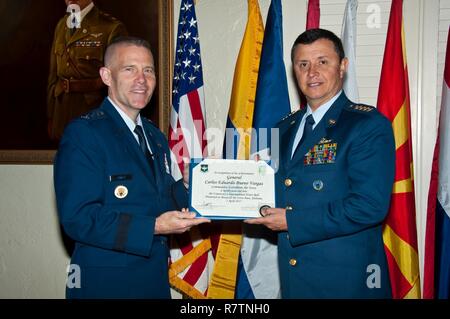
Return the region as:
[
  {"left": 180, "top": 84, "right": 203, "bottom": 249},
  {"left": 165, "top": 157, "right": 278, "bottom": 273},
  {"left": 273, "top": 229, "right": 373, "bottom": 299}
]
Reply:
[
  {"left": 47, "top": 0, "right": 127, "bottom": 140},
  {"left": 0, "top": 0, "right": 161, "bottom": 149}
]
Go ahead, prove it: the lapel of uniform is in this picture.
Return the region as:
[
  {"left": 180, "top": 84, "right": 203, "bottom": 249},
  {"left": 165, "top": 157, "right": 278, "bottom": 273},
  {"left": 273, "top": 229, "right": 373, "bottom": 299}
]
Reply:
[
  {"left": 64, "top": 15, "right": 72, "bottom": 43},
  {"left": 66, "top": 6, "right": 99, "bottom": 46},
  {"left": 289, "top": 93, "right": 348, "bottom": 169},
  {"left": 281, "top": 109, "right": 305, "bottom": 169},
  {"left": 102, "top": 99, "right": 157, "bottom": 187},
  {"left": 142, "top": 120, "right": 164, "bottom": 190}
]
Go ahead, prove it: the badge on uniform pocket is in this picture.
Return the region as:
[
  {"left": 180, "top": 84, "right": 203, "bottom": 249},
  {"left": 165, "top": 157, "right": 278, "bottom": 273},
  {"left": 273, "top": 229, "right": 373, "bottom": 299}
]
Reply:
[
  {"left": 312, "top": 180, "right": 324, "bottom": 191},
  {"left": 114, "top": 185, "right": 128, "bottom": 199}
]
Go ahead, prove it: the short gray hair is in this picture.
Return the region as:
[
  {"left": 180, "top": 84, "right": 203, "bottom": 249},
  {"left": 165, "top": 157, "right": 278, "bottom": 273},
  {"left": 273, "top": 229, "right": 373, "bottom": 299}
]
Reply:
[{"left": 104, "top": 36, "right": 152, "bottom": 67}]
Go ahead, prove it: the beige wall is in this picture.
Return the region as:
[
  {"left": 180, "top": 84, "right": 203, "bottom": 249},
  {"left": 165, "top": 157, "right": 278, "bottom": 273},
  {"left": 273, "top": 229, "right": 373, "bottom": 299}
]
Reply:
[{"left": 0, "top": 165, "right": 68, "bottom": 298}]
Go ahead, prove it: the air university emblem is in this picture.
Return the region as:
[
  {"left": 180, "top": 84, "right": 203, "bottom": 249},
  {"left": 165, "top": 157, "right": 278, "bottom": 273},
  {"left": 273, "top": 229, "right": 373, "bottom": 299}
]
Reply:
[
  {"left": 258, "top": 163, "right": 266, "bottom": 176},
  {"left": 200, "top": 164, "right": 208, "bottom": 173}
]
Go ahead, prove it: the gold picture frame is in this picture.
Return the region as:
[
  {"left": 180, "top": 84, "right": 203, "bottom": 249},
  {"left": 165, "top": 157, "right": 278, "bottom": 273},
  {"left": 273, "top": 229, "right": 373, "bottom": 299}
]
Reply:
[{"left": 0, "top": 0, "right": 173, "bottom": 164}]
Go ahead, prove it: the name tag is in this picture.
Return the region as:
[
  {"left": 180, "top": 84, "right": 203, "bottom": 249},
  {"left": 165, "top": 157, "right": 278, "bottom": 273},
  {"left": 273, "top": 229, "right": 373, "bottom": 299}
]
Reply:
[{"left": 109, "top": 174, "right": 132, "bottom": 182}]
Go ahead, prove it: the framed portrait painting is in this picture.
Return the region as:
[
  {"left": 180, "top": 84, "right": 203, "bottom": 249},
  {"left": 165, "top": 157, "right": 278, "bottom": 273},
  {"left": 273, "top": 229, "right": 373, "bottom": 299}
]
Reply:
[{"left": 0, "top": 0, "right": 173, "bottom": 164}]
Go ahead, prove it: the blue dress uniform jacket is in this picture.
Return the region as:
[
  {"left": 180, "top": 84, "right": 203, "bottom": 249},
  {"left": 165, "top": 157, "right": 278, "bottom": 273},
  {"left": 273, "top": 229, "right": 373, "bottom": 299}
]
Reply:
[
  {"left": 275, "top": 93, "right": 395, "bottom": 298},
  {"left": 54, "top": 98, "right": 187, "bottom": 298}
]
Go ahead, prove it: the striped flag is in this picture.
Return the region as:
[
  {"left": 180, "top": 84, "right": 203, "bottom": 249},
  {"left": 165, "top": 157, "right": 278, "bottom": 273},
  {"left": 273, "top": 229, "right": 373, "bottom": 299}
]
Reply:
[
  {"left": 424, "top": 26, "right": 450, "bottom": 299},
  {"left": 214, "top": 0, "right": 264, "bottom": 299},
  {"left": 424, "top": 128, "right": 440, "bottom": 298},
  {"left": 306, "top": 0, "right": 320, "bottom": 29},
  {"left": 168, "top": 0, "right": 213, "bottom": 299},
  {"left": 377, "top": 0, "right": 421, "bottom": 299},
  {"left": 341, "top": 0, "right": 359, "bottom": 103}
]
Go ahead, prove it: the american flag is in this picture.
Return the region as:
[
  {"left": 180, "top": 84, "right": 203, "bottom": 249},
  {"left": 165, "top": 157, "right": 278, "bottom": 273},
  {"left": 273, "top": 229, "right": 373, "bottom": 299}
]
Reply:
[{"left": 168, "top": 0, "right": 213, "bottom": 298}]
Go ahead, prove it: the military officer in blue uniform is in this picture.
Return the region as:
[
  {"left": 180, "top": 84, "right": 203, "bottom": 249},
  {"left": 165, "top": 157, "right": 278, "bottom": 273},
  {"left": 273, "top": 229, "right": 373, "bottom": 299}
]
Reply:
[
  {"left": 246, "top": 29, "right": 395, "bottom": 298},
  {"left": 47, "top": 0, "right": 127, "bottom": 140},
  {"left": 54, "top": 36, "right": 209, "bottom": 298}
]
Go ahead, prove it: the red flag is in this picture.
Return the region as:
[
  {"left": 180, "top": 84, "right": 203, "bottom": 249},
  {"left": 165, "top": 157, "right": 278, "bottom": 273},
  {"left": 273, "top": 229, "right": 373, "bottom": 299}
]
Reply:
[
  {"left": 300, "top": 0, "right": 321, "bottom": 108},
  {"left": 306, "top": 0, "right": 320, "bottom": 29},
  {"left": 377, "top": 0, "right": 421, "bottom": 299}
]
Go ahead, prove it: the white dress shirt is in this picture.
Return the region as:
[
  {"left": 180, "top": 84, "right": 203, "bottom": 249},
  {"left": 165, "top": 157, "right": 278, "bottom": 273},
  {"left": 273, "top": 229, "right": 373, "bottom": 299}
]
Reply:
[{"left": 108, "top": 97, "right": 153, "bottom": 153}]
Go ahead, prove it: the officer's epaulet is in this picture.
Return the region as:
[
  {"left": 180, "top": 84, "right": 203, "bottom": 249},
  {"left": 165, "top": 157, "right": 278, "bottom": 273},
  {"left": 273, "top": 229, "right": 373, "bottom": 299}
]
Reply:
[
  {"left": 80, "top": 109, "right": 106, "bottom": 121},
  {"left": 99, "top": 11, "right": 118, "bottom": 21},
  {"left": 277, "top": 109, "right": 301, "bottom": 124},
  {"left": 142, "top": 117, "right": 158, "bottom": 128},
  {"left": 346, "top": 103, "right": 375, "bottom": 114}
]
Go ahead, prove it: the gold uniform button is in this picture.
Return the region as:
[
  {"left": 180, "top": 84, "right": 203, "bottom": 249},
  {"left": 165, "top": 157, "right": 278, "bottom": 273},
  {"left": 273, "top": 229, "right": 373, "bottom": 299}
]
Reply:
[
  {"left": 284, "top": 178, "right": 292, "bottom": 187},
  {"left": 66, "top": 48, "right": 70, "bottom": 53},
  {"left": 66, "top": 62, "right": 70, "bottom": 67},
  {"left": 289, "top": 258, "right": 297, "bottom": 266},
  {"left": 86, "top": 55, "right": 90, "bottom": 60},
  {"left": 286, "top": 205, "right": 293, "bottom": 211}
]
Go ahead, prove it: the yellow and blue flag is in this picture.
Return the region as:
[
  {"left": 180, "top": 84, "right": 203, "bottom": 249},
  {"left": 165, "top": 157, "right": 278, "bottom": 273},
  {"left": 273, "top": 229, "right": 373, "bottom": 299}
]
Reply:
[{"left": 237, "top": 0, "right": 291, "bottom": 299}]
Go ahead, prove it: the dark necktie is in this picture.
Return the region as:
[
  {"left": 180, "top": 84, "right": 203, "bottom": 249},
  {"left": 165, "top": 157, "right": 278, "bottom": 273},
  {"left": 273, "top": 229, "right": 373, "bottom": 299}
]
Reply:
[
  {"left": 70, "top": 12, "right": 77, "bottom": 35},
  {"left": 299, "top": 114, "right": 315, "bottom": 147},
  {"left": 134, "top": 125, "right": 155, "bottom": 176}
]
